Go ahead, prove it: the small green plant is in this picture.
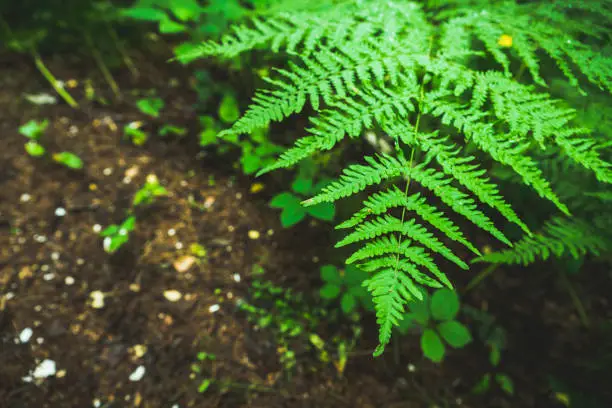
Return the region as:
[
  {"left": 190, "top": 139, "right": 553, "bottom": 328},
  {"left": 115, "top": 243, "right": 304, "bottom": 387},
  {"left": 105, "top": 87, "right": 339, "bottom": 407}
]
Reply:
[
  {"left": 19, "top": 119, "right": 48, "bottom": 157},
  {"left": 124, "top": 121, "right": 148, "bottom": 146},
  {"left": 239, "top": 276, "right": 359, "bottom": 374},
  {"left": 190, "top": 351, "right": 217, "bottom": 394},
  {"left": 462, "top": 306, "right": 514, "bottom": 396},
  {"left": 52, "top": 152, "right": 83, "bottom": 170},
  {"left": 319, "top": 264, "right": 373, "bottom": 314},
  {"left": 269, "top": 160, "right": 335, "bottom": 227},
  {"left": 101, "top": 215, "right": 136, "bottom": 254},
  {"left": 101, "top": 177, "right": 168, "bottom": 253},
  {"left": 159, "top": 124, "right": 186, "bottom": 137},
  {"left": 136, "top": 96, "right": 164, "bottom": 118},
  {"left": 397, "top": 289, "right": 472, "bottom": 363},
  {"left": 472, "top": 343, "right": 514, "bottom": 396},
  {"left": 19, "top": 119, "right": 84, "bottom": 169},
  {"left": 132, "top": 175, "right": 168, "bottom": 206}
]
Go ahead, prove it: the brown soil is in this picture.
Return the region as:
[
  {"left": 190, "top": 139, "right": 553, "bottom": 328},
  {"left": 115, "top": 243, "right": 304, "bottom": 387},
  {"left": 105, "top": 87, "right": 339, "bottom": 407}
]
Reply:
[{"left": 1, "top": 54, "right": 611, "bottom": 408}]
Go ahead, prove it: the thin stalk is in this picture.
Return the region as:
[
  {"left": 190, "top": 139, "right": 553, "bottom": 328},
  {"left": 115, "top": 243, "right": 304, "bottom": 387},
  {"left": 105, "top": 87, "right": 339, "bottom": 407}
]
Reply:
[
  {"left": 84, "top": 31, "right": 121, "bottom": 100},
  {"left": 106, "top": 22, "right": 139, "bottom": 79},
  {"left": 558, "top": 270, "right": 590, "bottom": 327},
  {"left": 32, "top": 49, "right": 80, "bottom": 108},
  {"left": 464, "top": 263, "right": 499, "bottom": 293},
  {"left": 0, "top": 17, "right": 79, "bottom": 108},
  {"left": 393, "top": 37, "right": 434, "bottom": 285}
]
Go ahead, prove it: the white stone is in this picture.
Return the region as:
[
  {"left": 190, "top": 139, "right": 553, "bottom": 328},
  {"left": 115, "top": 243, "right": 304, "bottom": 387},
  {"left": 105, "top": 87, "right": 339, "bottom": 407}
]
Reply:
[
  {"left": 103, "top": 237, "right": 112, "bottom": 253},
  {"left": 19, "top": 328, "right": 33, "bottom": 343},
  {"left": 65, "top": 276, "right": 75, "bottom": 285},
  {"left": 167, "top": 228, "right": 176, "bottom": 237},
  {"left": 54, "top": 207, "right": 66, "bottom": 217},
  {"left": 20, "top": 193, "right": 31, "bottom": 203},
  {"left": 43, "top": 273, "right": 55, "bottom": 281},
  {"left": 163, "top": 290, "right": 182, "bottom": 302},
  {"left": 90, "top": 291, "right": 105, "bottom": 309},
  {"left": 93, "top": 224, "right": 102, "bottom": 233},
  {"left": 208, "top": 304, "right": 220, "bottom": 313},
  {"left": 51, "top": 252, "right": 60, "bottom": 261},
  {"left": 32, "top": 359, "right": 56, "bottom": 378},
  {"left": 103, "top": 168, "right": 113, "bottom": 176},
  {"left": 129, "top": 365, "right": 146, "bottom": 381},
  {"left": 233, "top": 273, "right": 241, "bottom": 283}
]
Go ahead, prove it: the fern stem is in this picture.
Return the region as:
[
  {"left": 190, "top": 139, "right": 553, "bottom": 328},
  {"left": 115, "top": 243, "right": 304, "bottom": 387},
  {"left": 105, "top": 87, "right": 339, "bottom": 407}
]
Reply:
[
  {"left": 392, "top": 37, "right": 433, "bottom": 288},
  {"left": 463, "top": 264, "right": 499, "bottom": 293},
  {"left": 84, "top": 31, "right": 121, "bottom": 100},
  {"left": 558, "top": 271, "right": 589, "bottom": 327}
]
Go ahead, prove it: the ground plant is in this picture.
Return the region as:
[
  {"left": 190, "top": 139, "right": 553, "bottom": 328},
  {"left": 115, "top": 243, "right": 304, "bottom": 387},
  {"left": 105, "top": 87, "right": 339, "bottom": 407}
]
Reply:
[
  {"left": 1, "top": 1, "right": 611, "bottom": 407},
  {"left": 188, "top": 0, "right": 612, "bottom": 356}
]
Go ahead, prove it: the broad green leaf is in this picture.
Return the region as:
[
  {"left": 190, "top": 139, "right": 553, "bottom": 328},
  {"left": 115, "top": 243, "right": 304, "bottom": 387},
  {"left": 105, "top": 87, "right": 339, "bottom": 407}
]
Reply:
[
  {"left": 320, "top": 265, "right": 341, "bottom": 284},
  {"left": 200, "top": 127, "right": 218, "bottom": 146},
  {"left": 25, "top": 142, "right": 45, "bottom": 157},
  {"left": 430, "top": 288, "right": 460, "bottom": 321},
  {"left": 495, "top": 374, "right": 514, "bottom": 395},
  {"left": 270, "top": 192, "right": 300, "bottom": 209},
  {"left": 340, "top": 293, "right": 357, "bottom": 313},
  {"left": 320, "top": 283, "right": 341, "bottom": 299},
  {"left": 472, "top": 374, "right": 491, "bottom": 394},
  {"left": 306, "top": 202, "right": 335, "bottom": 221},
  {"left": 421, "top": 329, "right": 445, "bottom": 362},
  {"left": 53, "top": 152, "right": 83, "bottom": 169},
  {"left": 291, "top": 178, "right": 313, "bottom": 195},
  {"left": 19, "top": 119, "right": 48, "bottom": 140},
  {"left": 136, "top": 97, "right": 164, "bottom": 118},
  {"left": 120, "top": 7, "right": 167, "bottom": 21},
  {"left": 438, "top": 320, "right": 472, "bottom": 348},
  {"left": 170, "top": 0, "right": 202, "bottom": 21},
  {"left": 159, "top": 18, "right": 187, "bottom": 34},
  {"left": 218, "top": 94, "right": 240, "bottom": 124},
  {"left": 280, "top": 204, "right": 306, "bottom": 227},
  {"left": 241, "top": 154, "right": 261, "bottom": 174}
]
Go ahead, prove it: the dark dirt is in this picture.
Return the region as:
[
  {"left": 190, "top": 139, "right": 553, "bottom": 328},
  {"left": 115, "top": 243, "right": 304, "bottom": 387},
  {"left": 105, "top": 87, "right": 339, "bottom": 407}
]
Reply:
[{"left": 1, "top": 53, "right": 611, "bottom": 408}]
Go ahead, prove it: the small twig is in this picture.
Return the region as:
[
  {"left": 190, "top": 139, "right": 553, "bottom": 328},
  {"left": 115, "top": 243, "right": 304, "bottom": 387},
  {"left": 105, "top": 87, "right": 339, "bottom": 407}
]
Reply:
[
  {"left": 0, "top": 17, "right": 79, "bottom": 108},
  {"left": 464, "top": 263, "right": 499, "bottom": 293},
  {"left": 84, "top": 31, "right": 121, "bottom": 100},
  {"left": 558, "top": 270, "right": 590, "bottom": 327},
  {"left": 106, "top": 22, "right": 139, "bottom": 79}
]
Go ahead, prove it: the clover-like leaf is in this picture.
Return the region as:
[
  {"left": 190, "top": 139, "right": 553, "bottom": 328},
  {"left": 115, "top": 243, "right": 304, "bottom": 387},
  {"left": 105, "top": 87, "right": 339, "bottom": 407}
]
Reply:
[
  {"left": 320, "top": 265, "right": 341, "bottom": 284},
  {"left": 430, "top": 288, "right": 460, "bottom": 321},
  {"left": 320, "top": 283, "right": 341, "bottom": 299},
  {"left": 438, "top": 320, "right": 472, "bottom": 348},
  {"left": 421, "top": 329, "right": 445, "bottom": 363}
]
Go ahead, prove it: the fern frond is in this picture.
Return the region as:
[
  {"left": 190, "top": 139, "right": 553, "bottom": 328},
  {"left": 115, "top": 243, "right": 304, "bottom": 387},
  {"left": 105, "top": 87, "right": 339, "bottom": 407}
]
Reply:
[
  {"left": 424, "top": 97, "right": 570, "bottom": 215},
  {"left": 346, "top": 235, "right": 452, "bottom": 290},
  {"left": 338, "top": 187, "right": 480, "bottom": 256},
  {"left": 475, "top": 216, "right": 612, "bottom": 266},
  {"left": 305, "top": 154, "right": 404, "bottom": 205},
  {"left": 199, "top": 0, "right": 612, "bottom": 356},
  {"left": 337, "top": 215, "right": 468, "bottom": 270}
]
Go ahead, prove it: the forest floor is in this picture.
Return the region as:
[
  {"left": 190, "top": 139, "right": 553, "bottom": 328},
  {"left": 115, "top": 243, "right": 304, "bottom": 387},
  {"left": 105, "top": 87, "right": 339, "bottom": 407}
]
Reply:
[{"left": 1, "top": 52, "right": 611, "bottom": 408}]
